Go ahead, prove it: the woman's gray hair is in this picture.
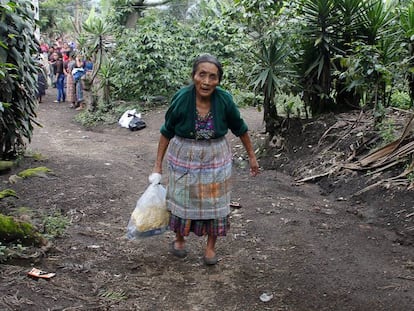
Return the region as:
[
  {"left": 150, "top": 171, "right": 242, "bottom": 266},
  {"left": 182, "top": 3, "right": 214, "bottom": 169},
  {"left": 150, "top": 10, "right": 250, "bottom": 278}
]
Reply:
[{"left": 191, "top": 54, "right": 223, "bottom": 82}]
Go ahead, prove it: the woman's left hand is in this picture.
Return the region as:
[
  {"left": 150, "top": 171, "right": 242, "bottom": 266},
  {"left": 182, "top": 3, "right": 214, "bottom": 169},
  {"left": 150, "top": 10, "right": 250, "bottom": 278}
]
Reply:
[{"left": 249, "top": 158, "right": 260, "bottom": 177}]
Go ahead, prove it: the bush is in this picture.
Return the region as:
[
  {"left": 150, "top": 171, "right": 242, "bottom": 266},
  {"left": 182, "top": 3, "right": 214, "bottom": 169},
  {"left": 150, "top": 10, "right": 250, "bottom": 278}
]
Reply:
[
  {"left": 43, "top": 212, "right": 70, "bottom": 239},
  {"left": 390, "top": 90, "right": 412, "bottom": 110}
]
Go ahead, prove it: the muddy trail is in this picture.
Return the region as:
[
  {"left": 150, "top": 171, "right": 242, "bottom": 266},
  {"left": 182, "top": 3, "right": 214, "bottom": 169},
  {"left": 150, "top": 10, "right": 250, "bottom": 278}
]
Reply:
[{"left": 0, "top": 89, "right": 413, "bottom": 311}]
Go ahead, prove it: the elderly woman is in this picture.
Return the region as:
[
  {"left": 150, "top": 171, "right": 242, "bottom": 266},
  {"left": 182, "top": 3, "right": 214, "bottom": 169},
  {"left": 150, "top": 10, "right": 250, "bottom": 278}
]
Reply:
[{"left": 153, "top": 54, "right": 259, "bottom": 265}]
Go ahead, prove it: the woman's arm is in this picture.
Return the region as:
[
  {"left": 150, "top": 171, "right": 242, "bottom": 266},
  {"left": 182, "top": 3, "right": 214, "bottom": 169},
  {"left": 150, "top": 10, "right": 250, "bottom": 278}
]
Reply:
[
  {"left": 239, "top": 131, "right": 259, "bottom": 176},
  {"left": 153, "top": 134, "right": 170, "bottom": 174}
]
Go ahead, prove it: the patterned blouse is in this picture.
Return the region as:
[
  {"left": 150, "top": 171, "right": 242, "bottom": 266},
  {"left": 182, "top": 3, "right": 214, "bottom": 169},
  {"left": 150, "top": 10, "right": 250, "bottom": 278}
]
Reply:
[{"left": 195, "top": 110, "right": 215, "bottom": 140}]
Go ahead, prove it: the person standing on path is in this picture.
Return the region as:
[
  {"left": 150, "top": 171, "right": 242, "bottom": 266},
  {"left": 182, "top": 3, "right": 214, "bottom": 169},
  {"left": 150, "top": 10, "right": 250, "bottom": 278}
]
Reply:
[
  {"left": 153, "top": 54, "right": 259, "bottom": 265},
  {"left": 52, "top": 52, "right": 65, "bottom": 103},
  {"left": 74, "top": 55, "right": 86, "bottom": 110},
  {"left": 36, "top": 61, "right": 47, "bottom": 103},
  {"left": 65, "top": 53, "right": 77, "bottom": 108},
  {"left": 47, "top": 47, "right": 56, "bottom": 88}
]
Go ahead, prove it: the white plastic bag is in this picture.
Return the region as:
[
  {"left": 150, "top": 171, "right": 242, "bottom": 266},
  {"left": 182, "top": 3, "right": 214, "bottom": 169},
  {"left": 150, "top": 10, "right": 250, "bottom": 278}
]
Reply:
[
  {"left": 126, "top": 173, "right": 169, "bottom": 239},
  {"left": 118, "top": 109, "right": 141, "bottom": 128}
]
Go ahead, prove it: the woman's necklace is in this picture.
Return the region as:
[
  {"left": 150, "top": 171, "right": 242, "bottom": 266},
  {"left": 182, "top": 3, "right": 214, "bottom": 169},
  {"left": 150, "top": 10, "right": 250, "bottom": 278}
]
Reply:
[{"left": 196, "top": 100, "right": 211, "bottom": 118}]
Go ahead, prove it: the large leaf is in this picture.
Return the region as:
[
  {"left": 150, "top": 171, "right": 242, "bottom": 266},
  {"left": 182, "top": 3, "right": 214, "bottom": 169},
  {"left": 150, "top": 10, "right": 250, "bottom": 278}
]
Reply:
[{"left": 0, "top": 0, "right": 38, "bottom": 159}]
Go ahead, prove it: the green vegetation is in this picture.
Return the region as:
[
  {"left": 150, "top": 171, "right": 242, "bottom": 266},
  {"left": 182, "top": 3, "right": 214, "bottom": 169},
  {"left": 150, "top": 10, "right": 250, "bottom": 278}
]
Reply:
[
  {"left": 407, "top": 171, "right": 414, "bottom": 183},
  {"left": 17, "top": 167, "right": 53, "bottom": 179},
  {"left": 0, "top": 189, "right": 17, "bottom": 199},
  {"left": 26, "top": 152, "right": 47, "bottom": 161},
  {"left": 0, "top": 161, "right": 14, "bottom": 172},
  {"left": 43, "top": 212, "right": 70, "bottom": 239},
  {"left": 0, "top": 214, "right": 46, "bottom": 246},
  {"left": 91, "top": 0, "right": 414, "bottom": 129},
  {"left": 17, "top": 0, "right": 409, "bottom": 132},
  {"left": 98, "top": 289, "right": 128, "bottom": 301},
  {"left": 0, "top": 0, "right": 39, "bottom": 160},
  {"left": 391, "top": 90, "right": 412, "bottom": 110},
  {"left": 0, "top": 242, "right": 28, "bottom": 263},
  {"left": 2, "top": 0, "right": 412, "bottom": 151},
  {"left": 376, "top": 118, "right": 397, "bottom": 146}
]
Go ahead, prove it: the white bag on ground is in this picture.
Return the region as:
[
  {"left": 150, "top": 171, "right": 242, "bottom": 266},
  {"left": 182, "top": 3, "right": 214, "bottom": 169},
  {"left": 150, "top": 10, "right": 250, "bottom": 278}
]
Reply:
[
  {"left": 126, "top": 173, "right": 169, "bottom": 239},
  {"left": 119, "top": 109, "right": 141, "bottom": 128}
]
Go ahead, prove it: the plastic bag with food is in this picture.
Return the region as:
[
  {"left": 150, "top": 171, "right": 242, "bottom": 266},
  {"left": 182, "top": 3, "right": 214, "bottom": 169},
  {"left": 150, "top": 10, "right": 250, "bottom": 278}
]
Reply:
[{"left": 126, "top": 173, "right": 169, "bottom": 239}]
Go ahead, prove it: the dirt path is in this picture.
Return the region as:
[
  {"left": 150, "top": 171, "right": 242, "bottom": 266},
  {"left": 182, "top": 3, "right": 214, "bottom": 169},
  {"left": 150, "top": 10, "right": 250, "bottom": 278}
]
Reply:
[{"left": 1, "top": 89, "right": 413, "bottom": 310}]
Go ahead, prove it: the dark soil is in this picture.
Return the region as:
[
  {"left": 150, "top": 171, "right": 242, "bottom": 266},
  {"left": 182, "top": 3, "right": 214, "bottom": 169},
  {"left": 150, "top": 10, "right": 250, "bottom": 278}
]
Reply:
[{"left": 0, "top": 89, "right": 413, "bottom": 311}]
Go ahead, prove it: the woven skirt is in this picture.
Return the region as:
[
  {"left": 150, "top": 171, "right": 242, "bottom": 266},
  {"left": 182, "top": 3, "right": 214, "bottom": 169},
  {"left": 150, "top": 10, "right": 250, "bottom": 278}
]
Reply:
[
  {"left": 166, "top": 136, "right": 232, "bottom": 235},
  {"left": 66, "top": 74, "right": 76, "bottom": 103}
]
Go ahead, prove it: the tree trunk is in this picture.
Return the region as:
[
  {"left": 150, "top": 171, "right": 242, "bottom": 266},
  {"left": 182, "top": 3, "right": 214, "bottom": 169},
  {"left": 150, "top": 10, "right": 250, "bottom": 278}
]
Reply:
[
  {"left": 409, "top": 73, "right": 414, "bottom": 107},
  {"left": 408, "top": 43, "right": 414, "bottom": 107},
  {"left": 336, "top": 82, "right": 361, "bottom": 112},
  {"left": 263, "top": 89, "right": 279, "bottom": 134},
  {"left": 126, "top": 11, "right": 140, "bottom": 29}
]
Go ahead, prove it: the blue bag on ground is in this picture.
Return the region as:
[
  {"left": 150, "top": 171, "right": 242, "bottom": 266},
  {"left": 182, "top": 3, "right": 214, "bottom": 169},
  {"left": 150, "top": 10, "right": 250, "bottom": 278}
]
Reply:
[
  {"left": 129, "top": 115, "right": 146, "bottom": 131},
  {"left": 126, "top": 173, "right": 169, "bottom": 239}
]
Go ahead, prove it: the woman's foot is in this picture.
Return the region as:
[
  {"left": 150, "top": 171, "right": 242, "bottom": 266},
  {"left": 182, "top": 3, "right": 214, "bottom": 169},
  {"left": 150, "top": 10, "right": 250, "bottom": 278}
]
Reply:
[
  {"left": 170, "top": 240, "right": 187, "bottom": 258},
  {"left": 204, "top": 235, "right": 218, "bottom": 265},
  {"left": 75, "top": 101, "right": 85, "bottom": 110},
  {"left": 204, "top": 248, "right": 215, "bottom": 259},
  {"left": 203, "top": 248, "right": 218, "bottom": 265},
  {"left": 203, "top": 254, "right": 218, "bottom": 265}
]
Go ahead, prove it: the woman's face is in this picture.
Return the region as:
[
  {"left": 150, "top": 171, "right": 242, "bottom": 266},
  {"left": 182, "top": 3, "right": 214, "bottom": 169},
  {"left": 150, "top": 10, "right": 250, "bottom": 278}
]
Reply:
[{"left": 193, "top": 62, "right": 220, "bottom": 99}]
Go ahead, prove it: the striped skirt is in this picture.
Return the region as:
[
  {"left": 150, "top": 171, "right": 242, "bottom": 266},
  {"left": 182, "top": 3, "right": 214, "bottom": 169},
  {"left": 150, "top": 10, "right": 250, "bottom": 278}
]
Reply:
[{"left": 166, "top": 136, "right": 232, "bottom": 236}]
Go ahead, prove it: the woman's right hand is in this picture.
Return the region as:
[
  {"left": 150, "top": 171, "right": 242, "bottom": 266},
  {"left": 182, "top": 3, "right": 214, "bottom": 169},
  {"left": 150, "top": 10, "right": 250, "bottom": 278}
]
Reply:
[{"left": 153, "top": 165, "right": 162, "bottom": 174}]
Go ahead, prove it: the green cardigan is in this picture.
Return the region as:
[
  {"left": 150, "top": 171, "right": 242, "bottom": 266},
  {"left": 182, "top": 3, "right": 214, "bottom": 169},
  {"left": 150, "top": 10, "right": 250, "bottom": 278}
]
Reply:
[{"left": 160, "top": 85, "right": 248, "bottom": 139}]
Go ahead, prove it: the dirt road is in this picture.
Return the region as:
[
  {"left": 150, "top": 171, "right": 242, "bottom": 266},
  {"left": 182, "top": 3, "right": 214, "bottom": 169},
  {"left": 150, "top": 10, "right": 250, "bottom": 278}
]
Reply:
[{"left": 0, "top": 89, "right": 413, "bottom": 310}]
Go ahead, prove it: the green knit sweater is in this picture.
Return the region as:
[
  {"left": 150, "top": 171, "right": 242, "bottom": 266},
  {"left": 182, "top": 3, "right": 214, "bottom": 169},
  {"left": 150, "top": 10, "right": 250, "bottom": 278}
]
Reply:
[{"left": 160, "top": 84, "right": 248, "bottom": 139}]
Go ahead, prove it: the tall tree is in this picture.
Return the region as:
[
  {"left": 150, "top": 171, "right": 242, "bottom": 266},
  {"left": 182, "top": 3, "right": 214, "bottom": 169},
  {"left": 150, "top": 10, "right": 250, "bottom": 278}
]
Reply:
[
  {"left": 334, "top": 0, "right": 365, "bottom": 111},
  {"left": 122, "top": 0, "right": 172, "bottom": 28},
  {"left": 39, "top": 0, "right": 92, "bottom": 39},
  {"left": 250, "top": 39, "right": 294, "bottom": 133},
  {"left": 298, "top": 0, "right": 338, "bottom": 115}
]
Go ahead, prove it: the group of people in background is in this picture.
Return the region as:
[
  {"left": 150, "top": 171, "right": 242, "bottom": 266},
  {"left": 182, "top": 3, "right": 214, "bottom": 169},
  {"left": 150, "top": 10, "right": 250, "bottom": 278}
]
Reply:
[{"left": 37, "top": 36, "right": 93, "bottom": 110}]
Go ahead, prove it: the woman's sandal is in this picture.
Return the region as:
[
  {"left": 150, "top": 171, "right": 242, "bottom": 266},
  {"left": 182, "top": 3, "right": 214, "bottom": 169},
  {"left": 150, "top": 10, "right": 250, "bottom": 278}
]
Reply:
[{"left": 170, "top": 241, "right": 187, "bottom": 258}]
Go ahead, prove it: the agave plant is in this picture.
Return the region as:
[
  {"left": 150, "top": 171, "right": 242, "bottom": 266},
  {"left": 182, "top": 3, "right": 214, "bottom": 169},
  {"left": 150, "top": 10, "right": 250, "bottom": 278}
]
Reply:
[
  {"left": 81, "top": 13, "right": 114, "bottom": 84},
  {"left": 250, "top": 38, "right": 294, "bottom": 133},
  {"left": 298, "top": 0, "right": 339, "bottom": 115},
  {"left": 96, "top": 59, "right": 115, "bottom": 110}
]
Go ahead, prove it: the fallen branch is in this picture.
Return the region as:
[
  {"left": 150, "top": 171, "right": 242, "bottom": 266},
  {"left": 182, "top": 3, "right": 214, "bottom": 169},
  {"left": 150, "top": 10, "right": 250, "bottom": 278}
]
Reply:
[
  {"left": 295, "top": 166, "right": 337, "bottom": 183},
  {"left": 397, "top": 275, "right": 414, "bottom": 281},
  {"left": 391, "top": 107, "right": 414, "bottom": 115},
  {"left": 358, "top": 115, "right": 414, "bottom": 167},
  {"left": 353, "top": 161, "right": 414, "bottom": 196},
  {"left": 319, "top": 111, "right": 365, "bottom": 155}
]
